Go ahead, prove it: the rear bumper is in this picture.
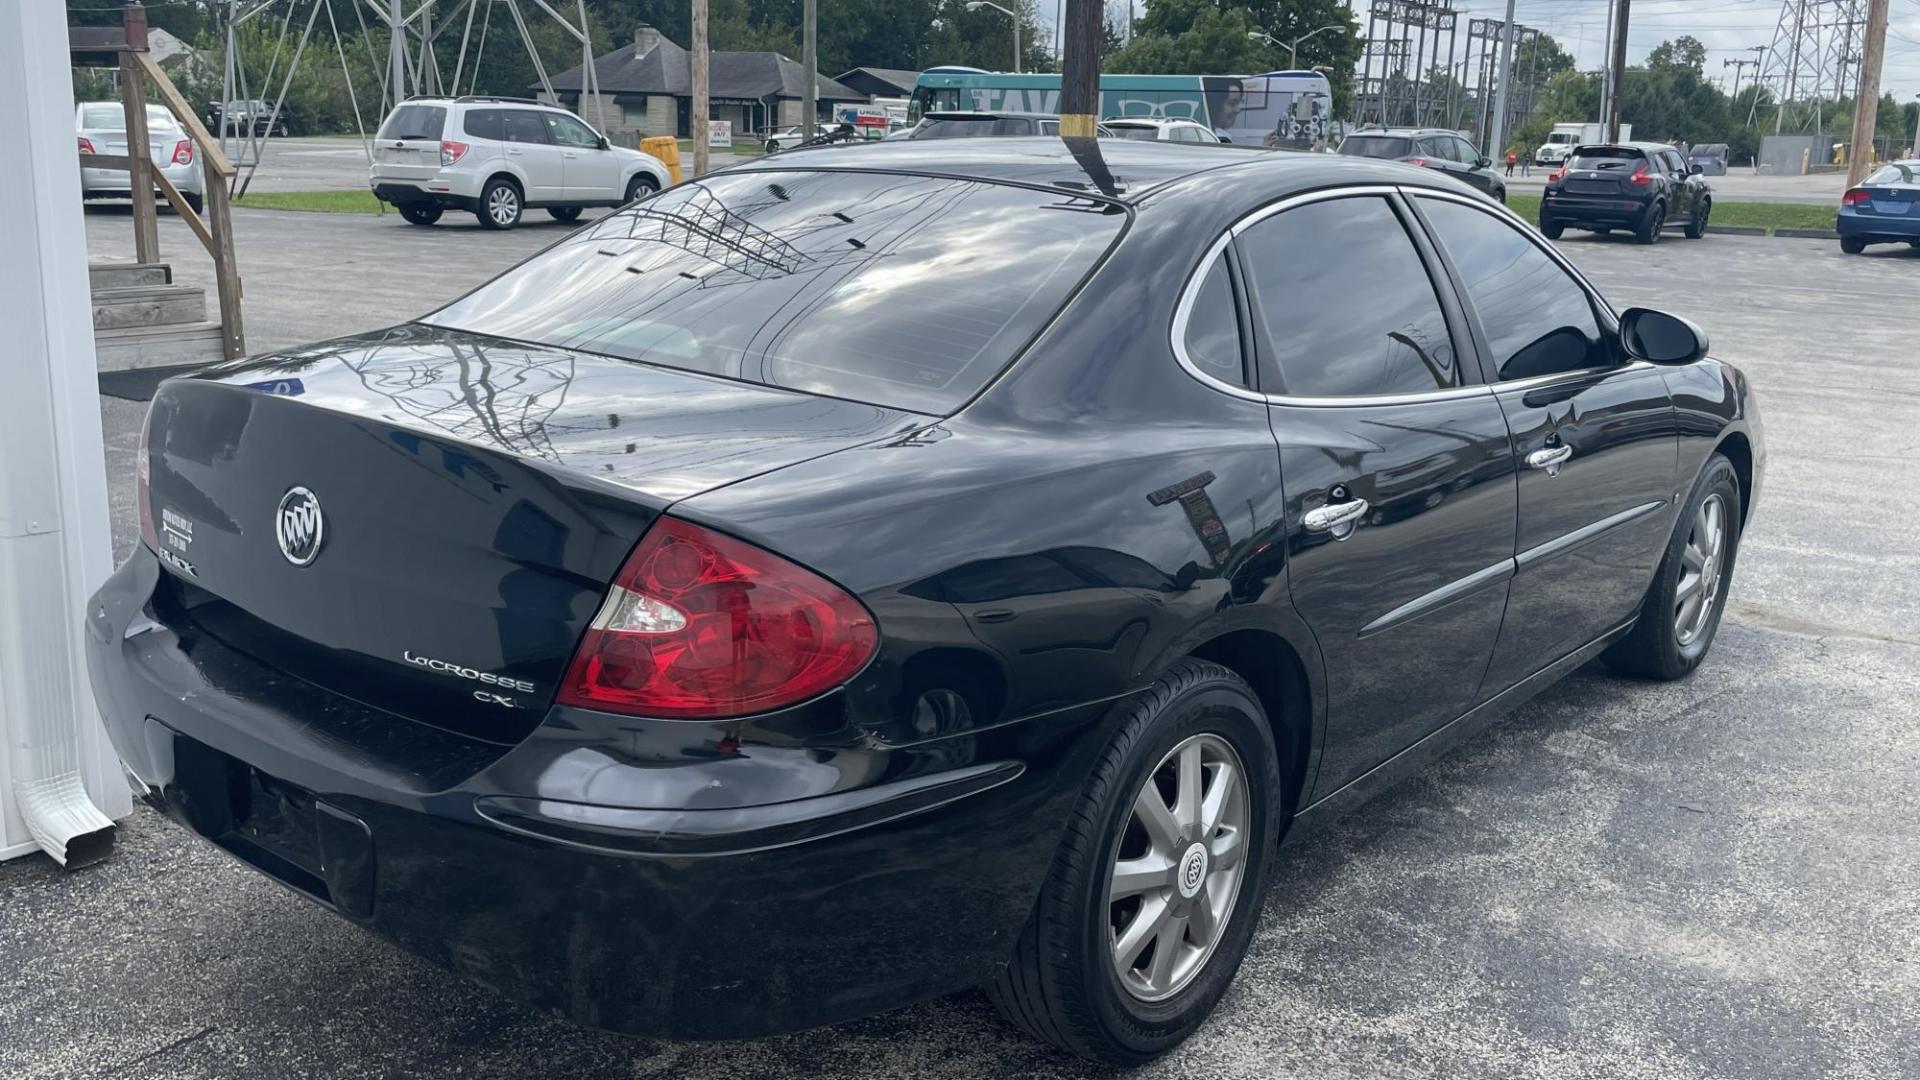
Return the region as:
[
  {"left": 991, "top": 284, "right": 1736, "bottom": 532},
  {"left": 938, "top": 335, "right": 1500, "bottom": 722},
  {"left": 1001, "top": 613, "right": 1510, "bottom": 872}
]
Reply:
[
  {"left": 82, "top": 160, "right": 203, "bottom": 198},
  {"left": 1836, "top": 208, "right": 1920, "bottom": 242},
  {"left": 1540, "top": 191, "right": 1654, "bottom": 226},
  {"left": 371, "top": 179, "right": 482, "bottom": 213},
  {"left": 86, "top": 548, "right": 1089, "bottom": 1038}
]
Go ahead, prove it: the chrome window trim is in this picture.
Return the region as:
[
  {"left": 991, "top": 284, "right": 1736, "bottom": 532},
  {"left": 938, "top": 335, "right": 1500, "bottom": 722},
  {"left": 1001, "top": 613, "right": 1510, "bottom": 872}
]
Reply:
[{"left": 1169, "top": 184, "right": 1496, "bottom": 409}]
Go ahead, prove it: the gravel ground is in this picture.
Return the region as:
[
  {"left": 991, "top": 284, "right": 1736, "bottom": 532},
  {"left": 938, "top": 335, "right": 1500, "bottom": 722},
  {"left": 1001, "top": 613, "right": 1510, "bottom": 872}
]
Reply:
[{"left": 6, "top": 209, "right": 1915, "bottom": 1080}]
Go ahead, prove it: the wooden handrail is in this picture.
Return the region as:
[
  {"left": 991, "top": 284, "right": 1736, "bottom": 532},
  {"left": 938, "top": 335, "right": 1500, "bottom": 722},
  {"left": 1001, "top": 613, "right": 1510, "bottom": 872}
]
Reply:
[{"left": 130, "top": 51, "right": 233, "bottom": 178}]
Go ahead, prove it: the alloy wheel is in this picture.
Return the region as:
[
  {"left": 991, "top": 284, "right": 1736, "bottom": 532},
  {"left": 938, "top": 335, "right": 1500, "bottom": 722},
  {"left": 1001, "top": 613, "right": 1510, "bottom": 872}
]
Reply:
[
  {"left": 1675, "top": 493, "right": 1726, "bottom": 645},
  {"left": 1107, "top": 733, "right": 1249, "bottom": 1003},
  {"left": 488, "top": 185, "right": 518, "bottom": 226}
]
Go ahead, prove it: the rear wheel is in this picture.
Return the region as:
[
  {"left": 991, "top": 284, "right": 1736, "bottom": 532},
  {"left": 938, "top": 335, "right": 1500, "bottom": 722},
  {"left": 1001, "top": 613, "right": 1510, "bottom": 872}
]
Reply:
[
  {"left": 764, "top": 139, "right": 780, "bottom": 154},
  {"left": 988, "top": 659, "right": 1284, "bottom": 1066},
  {"left": 1684, "top": 198, "right": 1710, "bottom": 239},
  {"left": 181, "top": 191, "right": 204, "bottom": 216},
  {"left": 1840, "top": 236, "right": 1867, "bottom": 254},
  {"left": 625, "top": 175, "right": 659, "bottom": 203},
  {"left": 1603, "top": 454, "right": 1741, "bottom": 681},
  {"left": 398, "top": 204, "right": 442, "bottom": 226},
  {"left": 1635, "top": 201, "right": 1666, "bottom": 244},
  {"left": 477, "top": 178, "right": 521, "bottom": 230},
  {"left": 547, "top": 206, "right": 583, "bottom": 222},
  {"left": 1539, "top": 217, "right": 1565, "bottom": 240}
]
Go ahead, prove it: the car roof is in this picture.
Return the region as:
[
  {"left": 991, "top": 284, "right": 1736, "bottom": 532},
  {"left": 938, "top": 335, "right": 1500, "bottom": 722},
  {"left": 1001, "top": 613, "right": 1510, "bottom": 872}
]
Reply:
[
  {"left": 1104, "top": 117, "right": 1197, "bottom": 126},
  {"left": 1346, "top": 127, "right": 1463, "bottom": 137},
  {"left": 924, "top": 111, "right": 1062, "bottom": 121},
  {"left": 728, "top": 137, "right": 1457, "bottom": 206}
]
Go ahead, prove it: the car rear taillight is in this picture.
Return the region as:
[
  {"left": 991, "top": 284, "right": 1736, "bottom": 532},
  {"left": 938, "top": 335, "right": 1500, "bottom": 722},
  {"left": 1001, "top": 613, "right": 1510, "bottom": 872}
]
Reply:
[
  {"left": 1547, "top": 168, "right": 1565, "bottom": 183},
  {"left": 78, "top": 136, "right": 96, "bottom": 155},
  {"left": 1629, "top": 161, "right": 1652, "bottom": 186},
  {"left": 557, "top": 516, "right": 877, "bottom": 719},
  {"left": 1842, "top": 188, "right": 1872, "bottom": 206},
  {"left": 171, "top": 139, "right": 194, "bottom": 165},
  {"left": 440, "top": 139, "right": 469, "bottom": 166},
  {"left": 136, "top": 406, "right": 157, "bottom": 552},
  {"left": 1406, "top": 156, "right": 1429, "bottom": 167}
]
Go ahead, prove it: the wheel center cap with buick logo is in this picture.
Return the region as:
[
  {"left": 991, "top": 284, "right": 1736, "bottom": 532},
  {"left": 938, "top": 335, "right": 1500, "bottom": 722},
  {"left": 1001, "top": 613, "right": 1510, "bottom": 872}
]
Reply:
[
  {"left": 275, "top": 486, "right": 325, "bottom": 566},
  {"left": 1177, "top": 843, "right": 1209, "bottom": 899}
]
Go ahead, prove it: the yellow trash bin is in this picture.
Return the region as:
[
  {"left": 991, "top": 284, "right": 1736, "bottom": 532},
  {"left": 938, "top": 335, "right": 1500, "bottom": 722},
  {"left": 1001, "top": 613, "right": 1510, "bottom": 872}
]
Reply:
[{"left": 639, "top": 135, "right": 682, "bottom": 186}]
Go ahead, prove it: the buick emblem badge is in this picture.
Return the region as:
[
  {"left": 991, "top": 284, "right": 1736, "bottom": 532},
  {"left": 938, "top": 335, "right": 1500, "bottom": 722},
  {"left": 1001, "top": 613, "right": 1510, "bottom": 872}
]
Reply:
[{"left": 275, "top": 486, "right": 325, "bottom": 567}]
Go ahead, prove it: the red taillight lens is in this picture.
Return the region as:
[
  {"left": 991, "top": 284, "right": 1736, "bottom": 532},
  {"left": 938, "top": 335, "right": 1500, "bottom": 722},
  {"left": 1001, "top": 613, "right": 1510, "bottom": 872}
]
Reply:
[
  {"left": 440, "top": 139, "right": 469, "bottom": 166},
  {"left": 1547, "top": 168, "right": 1565, "bottom": 183},
  {"left": 1629, "top": 161, "right": 1652, "bottom": 186},
  {"left": 1842, "top": 188, "right": 1872, "bottom": 206},
  {"left": 171, "top": 139, "right": 194, "bottom": 165},
  {"left": 78, "top": 136, "right": 96, "bottom": 155},
  {"left": 557, "top": 517, "right": 877, "bottom": 719},
  {"left": 1405, "top": 157, "right": 1429, "bottom": 167},
  {"left": 136, "top": 406, "right": 157, "bottom": 552}
]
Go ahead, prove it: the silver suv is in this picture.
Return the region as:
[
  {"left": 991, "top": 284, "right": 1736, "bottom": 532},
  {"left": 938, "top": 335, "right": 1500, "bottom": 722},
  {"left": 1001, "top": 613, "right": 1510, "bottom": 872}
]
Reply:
[{"left": 368, "top": 96, "right": 672, "bottom": 229}]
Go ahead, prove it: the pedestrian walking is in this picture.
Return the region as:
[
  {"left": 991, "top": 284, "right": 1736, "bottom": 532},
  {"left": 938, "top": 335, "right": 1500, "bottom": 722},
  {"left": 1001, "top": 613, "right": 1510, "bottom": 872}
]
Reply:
[{"left": 1505, "top": 150, "right": 1517, "bottom": 176}]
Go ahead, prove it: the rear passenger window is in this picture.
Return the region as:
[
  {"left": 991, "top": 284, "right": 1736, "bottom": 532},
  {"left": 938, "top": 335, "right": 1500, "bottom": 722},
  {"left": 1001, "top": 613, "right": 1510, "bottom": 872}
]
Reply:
[
  {"left": 1180, "top": 254, "right": 1247, "bottom": 388},
  {"left": 1238, "top": 196, "right": 1458, "bottom": 398},
  {"left": 1416, "top": 197, "right": 1609, "bottom": 380},
  {"left": 503, "top": 110, "right": 550, "bottom": 144},
  {"left": 377, "top": 104, "right": 446, "bottom": 142},
  {"left": 462, "top": 108, "right": 504, "bottom": 141}
]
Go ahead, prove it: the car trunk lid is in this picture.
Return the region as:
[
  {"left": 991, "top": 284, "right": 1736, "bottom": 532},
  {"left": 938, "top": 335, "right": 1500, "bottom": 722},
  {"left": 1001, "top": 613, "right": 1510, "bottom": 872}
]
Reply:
[
  {"left": 142, "top": 325, "right": 924, "bottom": 743},
  {"left": 371, "top": 102, "right": 448, "bottom": 182}
]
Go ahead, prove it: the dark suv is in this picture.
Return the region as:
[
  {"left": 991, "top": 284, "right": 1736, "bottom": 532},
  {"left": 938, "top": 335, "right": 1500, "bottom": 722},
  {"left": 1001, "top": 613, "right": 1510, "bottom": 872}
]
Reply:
[
  {"left": 1541, "top": 142, "right": 1711, "bottom": 244},
  {"left": 1337, "top": 127, "right": 1506, "bottom": 201}
]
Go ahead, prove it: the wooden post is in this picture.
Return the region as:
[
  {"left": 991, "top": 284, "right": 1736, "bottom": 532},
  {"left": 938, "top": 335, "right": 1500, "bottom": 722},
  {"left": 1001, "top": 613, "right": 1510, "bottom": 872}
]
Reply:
[
  {"left": 1059, "top": 0, "right": 1101, "bottom": 137},
  {"left": 201, "top": 151, "right": 245, "bottom": 360},
  {"left": 120, "top": 58, "right": 160, "bottom": 264},
  {"left": 691, "top": 0, "right": 709, "bottom": 177},
  {"left": 1606, "top": 0, "right": 1630, "bottom": 142},
  {"left": 1845, "top": 0, "right": 1890, "bottom": 187}
]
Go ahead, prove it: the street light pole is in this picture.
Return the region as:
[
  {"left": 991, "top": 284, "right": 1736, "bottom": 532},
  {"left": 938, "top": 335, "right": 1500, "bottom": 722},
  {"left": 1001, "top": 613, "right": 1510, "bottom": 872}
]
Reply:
[
  {"left": 1486, "top": 0, "right": 1518, "bottom": 161},
  {"left": 967, "top": 1, "right": 1021, "bottom": 74},
  {"left": 1249, "top": 25, "right": 1343, "bottom": 70}
]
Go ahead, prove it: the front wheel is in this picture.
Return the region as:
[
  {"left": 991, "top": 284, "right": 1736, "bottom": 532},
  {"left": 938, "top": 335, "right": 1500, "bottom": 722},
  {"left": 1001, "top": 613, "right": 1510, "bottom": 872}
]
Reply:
[
  {"left": 1684, "top": 199, "right": 1710, "bottom": 239},
  {"left": 477, "top": 178, "right": 521, "bottom": 230},
  {"left": 1840, "top": 236, "right": 1867, "bottom": 254},
  {"left": 1603, "top": 454, "right": 1742, "bottom": 680},
  {"left": 625, "top": 174, "right": 660, "bottom": 203},
  {"left": 1635, "top": 201, "right": 1666, "bottom": 244},
  {"left": 988, "top": 659, "right": 1284, "bottom": 1066},
  {"left": 398, "top": 204, "right": 442, "bottom": 226},
  {"left": 764, "top": 140, "right": 779, "bottom": 154},
  {"left": 547, "top": 206, "right": 583, "bottom": 222}
]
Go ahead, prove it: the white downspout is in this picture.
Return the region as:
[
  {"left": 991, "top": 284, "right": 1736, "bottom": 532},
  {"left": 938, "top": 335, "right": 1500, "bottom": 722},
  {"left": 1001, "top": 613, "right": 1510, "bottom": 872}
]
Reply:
[{"left": 0, "top": 0, "right": 131, "bottom": 866}]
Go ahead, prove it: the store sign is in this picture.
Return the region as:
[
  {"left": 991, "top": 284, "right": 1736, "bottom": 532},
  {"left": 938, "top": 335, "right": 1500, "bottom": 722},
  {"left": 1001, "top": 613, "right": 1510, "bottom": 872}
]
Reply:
[{"left": 707, "top": 120, "right": 732, "bottom": 148}]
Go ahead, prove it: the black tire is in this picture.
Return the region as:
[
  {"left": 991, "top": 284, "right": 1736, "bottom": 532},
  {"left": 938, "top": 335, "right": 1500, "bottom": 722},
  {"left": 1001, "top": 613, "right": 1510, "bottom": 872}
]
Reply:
[
  {"left": 182, "top": 191, "right": 204, "bottom": 216},
  {"left": 1603, "top": 454, "right": 1742, "bottom": 681},
  {"left": 1539, "top": 217, "right": 1565, "bottom": 240},
  {"left": 398, "top": 204, "right": 442, "bottom": 226},
  {"left": 1909, "top": 240, "right": 1920, "bottom": 250},
  {"left": 1840, "top": 236, "right": 1867, "bottom": 254},
  {"left": 625, "top": 174, "right": 659, "bottom": 203},
  {"left": 1684, "top": 198, "right": 1710, "bottom": 239},
  {"left": 477, "top": 177, "right": 521, "bottom": 230},
  {"left": 764, "top": 140, "right": 780, "bottom": 154},
  {"left": 988, "top": 658, "right": 1286, "bottom": 1066},
  {"left": 547, "top": 206, "right": 583, "bottom": 222},
  {"left": 1635, "top": 201, "right": 1666, "bottom": 244}
]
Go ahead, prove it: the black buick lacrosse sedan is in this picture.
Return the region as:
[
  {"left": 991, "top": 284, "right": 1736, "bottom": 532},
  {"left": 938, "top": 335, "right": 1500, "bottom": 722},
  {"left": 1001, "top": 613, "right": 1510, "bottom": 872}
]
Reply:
[{"left": 89, "top": 139, "right": 1762, "bottom": 1065}]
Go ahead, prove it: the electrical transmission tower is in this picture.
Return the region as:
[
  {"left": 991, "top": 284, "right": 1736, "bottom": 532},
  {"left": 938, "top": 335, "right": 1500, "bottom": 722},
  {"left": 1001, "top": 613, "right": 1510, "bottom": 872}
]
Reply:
[{"left": 1752, "top": 0, "right": 1867, "bottom": 132}]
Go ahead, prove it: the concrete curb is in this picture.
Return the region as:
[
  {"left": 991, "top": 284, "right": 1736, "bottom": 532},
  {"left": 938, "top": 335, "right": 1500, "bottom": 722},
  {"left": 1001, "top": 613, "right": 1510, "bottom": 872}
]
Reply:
[
  {"left": 1704, "top": 224, "right": 1767, "bottom": 236},
  {"left": 1773, "top": 227, "right": 1841, "bottom": 239}
]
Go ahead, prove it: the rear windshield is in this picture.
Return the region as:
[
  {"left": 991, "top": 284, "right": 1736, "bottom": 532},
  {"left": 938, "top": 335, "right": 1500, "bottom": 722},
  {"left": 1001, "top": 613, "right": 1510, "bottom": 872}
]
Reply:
[
  {"left": 425, "top": 171, "right": 1126, "bottom": 414},
  {"left": 1106, "top": 125, "right": 1159, "bottom": 141},
  {"left": 1567, "top": 147, "right": 1644, "bottom": 170},
  {"left": 1338, "top": 135, "right": 1412, "bottom": 159},
  {"left": 379, "top": 104, "right": 447, "bottom": 142},
  {"left": 1863, "top": 163, "right": 1916, "bottom": 185},
  {"left": 912, "top": 117, "right": 1035, "bottom": 138},
  {"left": 80, "top": 104, "right": 179, "bottom": 131}
]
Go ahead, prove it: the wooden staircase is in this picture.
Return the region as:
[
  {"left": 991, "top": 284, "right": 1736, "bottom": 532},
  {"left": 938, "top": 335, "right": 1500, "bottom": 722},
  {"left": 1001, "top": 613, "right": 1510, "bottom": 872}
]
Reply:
[{"left": 89, "top": 263, "right": 225, "bottom": 370}]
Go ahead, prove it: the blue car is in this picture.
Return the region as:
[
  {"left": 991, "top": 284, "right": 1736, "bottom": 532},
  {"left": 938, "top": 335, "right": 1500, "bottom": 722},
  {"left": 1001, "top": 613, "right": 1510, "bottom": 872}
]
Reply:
[{"left": 1837, "top": 160, "right": 1920, "bottom": 253}]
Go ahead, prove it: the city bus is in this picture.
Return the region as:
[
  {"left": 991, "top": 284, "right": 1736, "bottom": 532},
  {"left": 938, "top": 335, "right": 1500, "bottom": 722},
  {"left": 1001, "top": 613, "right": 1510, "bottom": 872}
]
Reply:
[{"left": 911, "top": 67, "right": 1333, "bottom": 149}]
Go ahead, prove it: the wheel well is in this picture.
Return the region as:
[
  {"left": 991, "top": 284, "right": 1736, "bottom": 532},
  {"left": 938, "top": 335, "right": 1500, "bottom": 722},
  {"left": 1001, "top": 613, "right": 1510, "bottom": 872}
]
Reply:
[
  {"left": 1716, "top": 431, "right": 1754, "bottom": 525},
  {"left": 484, "top": 172, "right": 522, "bottom": 196},
  {"left": 1188, "top": 630, "right": 1312, "bottom": 810}
]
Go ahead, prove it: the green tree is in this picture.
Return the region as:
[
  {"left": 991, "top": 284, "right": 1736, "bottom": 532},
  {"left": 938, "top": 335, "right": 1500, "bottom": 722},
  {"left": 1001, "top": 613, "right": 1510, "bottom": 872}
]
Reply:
[
  {"left": 1106, "top": 0, "right": 1360, "bottom": 115},
  {"left": 1647, "top": 35, "right": 1708, "bottom": 74}
]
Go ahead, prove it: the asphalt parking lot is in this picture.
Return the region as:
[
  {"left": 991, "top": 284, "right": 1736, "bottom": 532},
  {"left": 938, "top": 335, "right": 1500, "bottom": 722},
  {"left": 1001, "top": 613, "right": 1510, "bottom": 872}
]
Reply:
[{"left": 6, "top": 206, "right": 1916, "bottom": 1079}]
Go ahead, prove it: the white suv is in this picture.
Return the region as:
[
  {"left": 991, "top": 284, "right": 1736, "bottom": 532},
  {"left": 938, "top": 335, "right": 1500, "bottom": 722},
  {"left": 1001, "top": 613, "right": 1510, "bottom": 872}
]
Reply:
[{"left": 368, "top": 97, "right": 672, "bottom": 229}]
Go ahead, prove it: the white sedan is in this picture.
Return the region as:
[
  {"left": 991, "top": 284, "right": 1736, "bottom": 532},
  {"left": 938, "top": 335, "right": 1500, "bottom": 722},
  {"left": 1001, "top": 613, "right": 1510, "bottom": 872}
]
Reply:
[{"left": 77, "top": 101, "right": 203, "bottom": 214}]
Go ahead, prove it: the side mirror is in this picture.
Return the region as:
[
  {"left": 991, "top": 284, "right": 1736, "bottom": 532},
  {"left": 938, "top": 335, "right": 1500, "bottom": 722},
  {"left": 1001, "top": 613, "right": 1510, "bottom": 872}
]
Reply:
[
  {"left": 1688, "top": 163, "right": 1703, "bottom": 176},
  {"left": 1476, "top": 156, "right": 1492, "bottom": 168},
  {"left": 1620, "top": 308, "right": 1708, "bottom": 365},
  {"left": 597, "top": 135, "right": 610, "bottom": 150}
]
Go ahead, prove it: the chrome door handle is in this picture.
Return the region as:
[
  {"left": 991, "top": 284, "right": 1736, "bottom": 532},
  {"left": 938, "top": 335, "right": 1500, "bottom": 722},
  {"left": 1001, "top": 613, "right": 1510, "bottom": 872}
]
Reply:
[
  {"left": 1304, "top": 498, "right": 1369, "bottom": 533},
  {"left": 1527, "top": 445, "right": 1573, "bottom": 474}
]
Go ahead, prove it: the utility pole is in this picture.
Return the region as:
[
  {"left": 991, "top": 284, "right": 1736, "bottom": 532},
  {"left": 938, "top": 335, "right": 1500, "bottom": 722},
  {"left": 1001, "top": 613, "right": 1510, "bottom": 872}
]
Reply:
[
  {"left": 802, "top": 0, "right": 817, "bottom": 139},
  {"left": 692, "top": 0, "right": 709, "bottom": 177},
  {"left": 1484, "top": 0, "right": 1517, "bottom": 161},
  {"left": 1606, "top": 0, "right": 1630, "bottom": 142},
  {"left": 1599, "top": 0, "right": 1615, "bottom": 125},
  {"left": 1059, "top": 0, "right": 1101, "bottom": 137},
  {"left": 1844, "top": 0, "right": 1889, "bottom": 187}
]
